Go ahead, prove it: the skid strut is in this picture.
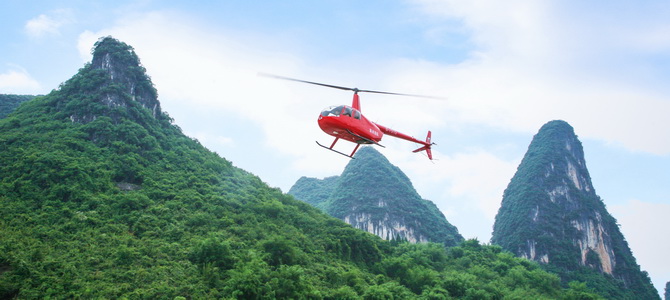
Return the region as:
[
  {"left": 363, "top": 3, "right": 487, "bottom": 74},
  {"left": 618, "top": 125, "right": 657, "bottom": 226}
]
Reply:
[{"left": 317, "top": 131, "right": 384, "bottom": 159}]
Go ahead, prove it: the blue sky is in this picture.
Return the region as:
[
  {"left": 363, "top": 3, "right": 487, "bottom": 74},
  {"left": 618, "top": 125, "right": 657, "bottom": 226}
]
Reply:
[{"left": 2, "top": 0, "right": 669, "bottom": 294}]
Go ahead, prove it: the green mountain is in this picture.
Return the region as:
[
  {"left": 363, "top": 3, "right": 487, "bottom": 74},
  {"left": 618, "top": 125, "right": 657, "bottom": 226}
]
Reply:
[
  {"left": 290, "top": 147, "right": 463, "bottom": 247},
  {"left": 491, "top": 120, "right": 659, "bottom": 299},
  {"left": 0, "top": 94, "right": 36, "bottom": 119},
  {"left": 0, "top": 37, "right": 600, "bottom": 298}
]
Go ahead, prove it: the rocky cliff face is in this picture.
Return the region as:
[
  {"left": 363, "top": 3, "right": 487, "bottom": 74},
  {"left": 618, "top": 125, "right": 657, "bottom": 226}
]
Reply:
[
  {"left": 343, "top": 212, "right": 429, "bottom": 243},
  {"left": 61, "top": 36, "right": 161, "bottom": 124},
  {"left": 289, "top": 147, "right": 462, "bottom": 246},
  {"left": 91, "top": 37, "right": 160, "bottom": 116},
  {"left": 491, "top": 120, "right": 658, "bottom": 299}
]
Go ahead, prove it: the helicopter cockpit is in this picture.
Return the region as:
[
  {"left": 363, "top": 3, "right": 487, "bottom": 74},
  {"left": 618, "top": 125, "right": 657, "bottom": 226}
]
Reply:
[{"left": 320, "top": 105, "right": 361, "bottom": 119}]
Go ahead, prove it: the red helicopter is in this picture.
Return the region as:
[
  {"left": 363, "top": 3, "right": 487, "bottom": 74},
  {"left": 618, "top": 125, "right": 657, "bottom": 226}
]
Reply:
[{"left": 263, "top": 74, "right": 437, "bottom": 160}]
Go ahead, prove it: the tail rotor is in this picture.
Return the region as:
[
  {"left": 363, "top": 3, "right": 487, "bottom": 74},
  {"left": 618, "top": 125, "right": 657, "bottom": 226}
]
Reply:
[{"left": 412, "top": 131, "right": 434, "bottom": 160}]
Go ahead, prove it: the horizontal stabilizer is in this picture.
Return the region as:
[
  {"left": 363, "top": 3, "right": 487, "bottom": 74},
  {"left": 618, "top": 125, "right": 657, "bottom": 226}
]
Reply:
[
  {"left": 413, "top": 145, "right": 433, "bottom": 160},
  {"left": 412, "top": 131, "right": 433, "bottom": 160}
]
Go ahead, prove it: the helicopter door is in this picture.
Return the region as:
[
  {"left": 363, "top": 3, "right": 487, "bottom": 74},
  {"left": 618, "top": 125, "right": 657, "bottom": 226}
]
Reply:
[{"left": 353, "top": 109, "right": 361, "bottom": 120}]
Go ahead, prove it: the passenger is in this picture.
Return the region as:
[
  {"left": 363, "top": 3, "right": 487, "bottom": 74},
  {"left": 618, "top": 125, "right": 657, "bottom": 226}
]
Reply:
[{"left": 343, "top": 106, "right": 352, "bottom": 117}]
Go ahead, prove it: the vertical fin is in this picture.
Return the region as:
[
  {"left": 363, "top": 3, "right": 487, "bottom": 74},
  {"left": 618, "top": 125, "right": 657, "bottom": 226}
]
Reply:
[
  {"left": 425, "top": 131, "right": 433, "bottom": 160},
  {"left": 411, "top": 131, "right": 434, "bottom": 160}
]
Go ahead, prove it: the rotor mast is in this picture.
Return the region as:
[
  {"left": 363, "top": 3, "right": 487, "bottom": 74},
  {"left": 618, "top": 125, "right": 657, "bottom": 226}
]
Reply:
[{"left": 352, "top": 90, "right": 361, "bottom": 112}]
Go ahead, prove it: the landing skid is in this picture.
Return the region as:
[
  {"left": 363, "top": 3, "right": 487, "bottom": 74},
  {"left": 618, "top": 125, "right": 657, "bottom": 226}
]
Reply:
[
  {"left": 317, "top": 131, "right": 385, "bottom": 159},
  {"left": 316, "top": 141, "right": 356, "bottom": 159}
]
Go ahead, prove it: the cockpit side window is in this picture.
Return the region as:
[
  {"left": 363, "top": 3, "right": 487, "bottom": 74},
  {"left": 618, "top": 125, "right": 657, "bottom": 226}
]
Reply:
[{"left": 353, "top": 109, "right": 361, "bottom": 119}]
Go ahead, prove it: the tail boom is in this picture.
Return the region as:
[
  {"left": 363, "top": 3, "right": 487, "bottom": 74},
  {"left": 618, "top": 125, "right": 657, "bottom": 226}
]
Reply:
[{"left": 375, "top": 124, "right": 434, "bottom": 160}]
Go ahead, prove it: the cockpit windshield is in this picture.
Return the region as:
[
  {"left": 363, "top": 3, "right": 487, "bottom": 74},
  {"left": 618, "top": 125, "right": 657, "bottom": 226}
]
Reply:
[
  {"left": 320, "top": 105, "right": 345, "bottom": 117},
  {"left": 320, "top": 105, "right": 361, "bottom": 119}
]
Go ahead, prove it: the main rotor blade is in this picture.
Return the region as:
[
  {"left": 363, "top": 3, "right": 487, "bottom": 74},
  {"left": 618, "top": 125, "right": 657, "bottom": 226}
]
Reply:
[
  {"left": 259, "top": 73, "right": 356, "bottom": 92},
  {"left": 259, "top": 73, "right": 446, "bottom": 99},
  {"left": 356, "top": 89, "right": 444, "bottom": 99}
]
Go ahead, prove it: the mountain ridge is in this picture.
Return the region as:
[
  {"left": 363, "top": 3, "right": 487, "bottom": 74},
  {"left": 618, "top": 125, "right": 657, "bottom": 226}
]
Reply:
[{"left": 0, "top": 37, "right": 600, "bottom": 298}]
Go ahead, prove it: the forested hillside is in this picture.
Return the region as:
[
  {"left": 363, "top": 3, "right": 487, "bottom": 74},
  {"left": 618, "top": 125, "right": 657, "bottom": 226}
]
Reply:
[
  {"left": 0, "top": 94, "right": 35, "bottom": 119},
  {"left": 0, "top": 37, "right": 600, "bottom": 298},
  {"left": 491, "top": 120, "right": 659, "bottom": 299},
  {"left": 289, "top": 176, "right": 339, "bottom": 211},
  {"left": 290, "top": 147, "right": 462, "bottom": 247}
]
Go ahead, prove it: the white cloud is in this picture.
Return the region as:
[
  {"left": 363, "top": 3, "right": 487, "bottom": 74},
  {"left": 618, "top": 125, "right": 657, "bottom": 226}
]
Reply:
[
  {"left": 402, "top": 0, "right": 670, "bottom": 155},
  {"left": 634, "top": 24, "right": 670, "bottom": 52},
  {"left": 25, "top": 9, "right": 74, "bottom": 38},
  {"left": 610, "top": 199, "right": 670, "bottom": 296},
  {"left": 188, "top": 131, "right": 235, "bottom": 147},
  {"left": 0, "top": 67, "right": 41, "bottom": 94},
  {"left": 411, "top": 0, "right": 558, "bottom": 60},
  {"left": 436, "top": 150, "right": 517, "bottom": 219}
]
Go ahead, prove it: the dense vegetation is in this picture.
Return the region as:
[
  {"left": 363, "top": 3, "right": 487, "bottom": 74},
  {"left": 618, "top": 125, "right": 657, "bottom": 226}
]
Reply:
[
  {"left": 0, "top": 37, "right": 601, "bottom": 298},
  {"left": 289, "top": 176, "right": 339, "bottom": 210},
  {"left": 491, "top": 120, "right": 659, "bottom": 299},
  {"left": 290, "top": 147, "right": 463, "bottom": 247},
  {"left": 0, "top": 94, "right": 35, "bottom": 119}
]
